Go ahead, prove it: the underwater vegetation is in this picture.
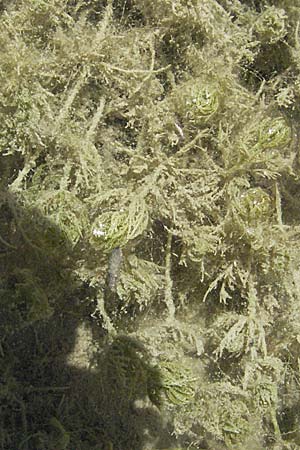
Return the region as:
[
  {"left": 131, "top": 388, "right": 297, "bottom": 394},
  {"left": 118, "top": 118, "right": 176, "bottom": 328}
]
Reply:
[{"left": 2, "top": 0, "right": 300, "bottom": 449}]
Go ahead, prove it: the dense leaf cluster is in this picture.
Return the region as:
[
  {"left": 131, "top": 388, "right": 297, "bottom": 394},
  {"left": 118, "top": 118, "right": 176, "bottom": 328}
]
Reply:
[{"left": 2, "top": 0, "right": 300, "bottom": 449}]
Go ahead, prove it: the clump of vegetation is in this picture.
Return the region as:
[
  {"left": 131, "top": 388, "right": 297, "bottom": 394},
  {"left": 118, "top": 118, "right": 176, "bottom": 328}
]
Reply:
[
  {"left": 2, "top": 0, "right": 300, "bottom": 449},
  {"left": 252, "top": 6, "right": 288, "bottom": 44}
]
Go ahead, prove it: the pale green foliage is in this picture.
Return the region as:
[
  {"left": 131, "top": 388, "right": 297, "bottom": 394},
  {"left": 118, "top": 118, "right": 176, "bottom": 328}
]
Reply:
[
  {"left": 92, "top": 198, "right": 149, "bottom": 250},
  {"left": 190, "top": 382, "right": 251, "bottom": 443},
  {"left": 223, "top": 114, "right": 293, "bottom": 180},
  {"left": 253, "top": 6, "right": 288, "bottom": 44},
  {"left": 2, "top": 0, "right": 300, "bottom": 449},
  {"left": 233, "top": 187, "right": 272, "bottom": 225},
  {"left": 159, "top": 360, "right": 198, "bottom": 405},
  {"left": 256, "top": 116, "right": 291, "bottom": 150},
  {"left": 118, "top": 255, "right": 163, "bottom": 311},
  {"left": 171, "top": 80, "right": 220, "bottom": 126}
]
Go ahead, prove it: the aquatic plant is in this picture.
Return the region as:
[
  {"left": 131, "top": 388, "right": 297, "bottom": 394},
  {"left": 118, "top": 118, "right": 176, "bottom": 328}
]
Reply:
[
  {"left": 159, "top": 360, "right": 197, "bottom": 406},
  {"left": 2, "top": 0, "right": 300, "bottom": 449},
  {"left": 252, "top": 6, "right": 287, "bottom": 44},
  {"left": 171, "top": 80, "right": 220, "bottom": 126}
]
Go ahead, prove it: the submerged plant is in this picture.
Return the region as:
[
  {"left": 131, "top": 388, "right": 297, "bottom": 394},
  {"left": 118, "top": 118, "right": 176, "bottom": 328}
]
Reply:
[
  {"left": 99, "top": 335, "right": 163, "bottom": 410},
  {"left": 159, "top": 360, "right": 197, "bottom": 406},
  {"left": 172, "top": 80, "right": 220, "bottom": 126},
  {"left": 256, "top": 116, "right": 292, "bottom": 150},
  {"left": 225, "top": 114, "right": 293, "bottom": 180},
  {"left": 253, "top": 6, "right": 287, "bottom": 44},
  {"left": 2, "top": 0, "right": 300, "bottom": 449},
  {"left": 92, "top": 199, "right": 149, "bottom": 251},
  {"left": 233, "top": 187, "right": 273, "bottom": 226}
]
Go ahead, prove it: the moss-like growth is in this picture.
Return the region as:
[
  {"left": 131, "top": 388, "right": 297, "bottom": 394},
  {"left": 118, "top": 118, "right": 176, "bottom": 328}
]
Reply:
[
  {"left": 159, "top": 360, "right": 197, "bottom": 405},
  {"left": 2, "top": 0, "right": 300, "bottom": 449},
  {"left": 252, "top": 6, "right": 288, "bottom": 44},
  {"left": 256, "top": 116, "right": 292, "bottom": 150},
  {"left": 171, "top": 79, "right": 220, "bottom": 126}
]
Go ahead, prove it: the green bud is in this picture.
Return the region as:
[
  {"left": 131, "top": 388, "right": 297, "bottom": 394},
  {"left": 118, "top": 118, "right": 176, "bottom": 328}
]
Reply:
[
  {"left": 186, "top": 86, "right": 219, "bottom": 122},
  {"left": 253, "top": 6, "right": 287, "bottom": 45},
  {"left": 92, "top": 201, "right": 149, "bottom": 250},
  {"left": 236, "top": 188, "right": 272, "bottom": 225},
  {"left": 172, "top": 80, "right": 219, "bottom": 125},
  {"left": 257, "top": 117, "right": 291, "bottom": 150},
  {"left": 160, "top": 360, "right": 197, "bottom": 405},
  {"left": 92, "top": 211, "right": 129, "bottom": 249}
]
